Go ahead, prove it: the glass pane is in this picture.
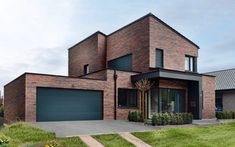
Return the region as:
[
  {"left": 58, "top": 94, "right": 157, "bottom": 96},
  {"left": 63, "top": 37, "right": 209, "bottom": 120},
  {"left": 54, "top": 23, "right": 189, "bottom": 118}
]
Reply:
[
  {"left": 190, "top": 57, "right": 194, "bottom": 72},
  {"left": 159, "top": 88, "right": 185, "bottom": 113},
  {"left": 150, "top": 89, "right": 158, "bottom": 114},
  {"left": 185, "top": 57, "right": 189, "bottom": 70}
]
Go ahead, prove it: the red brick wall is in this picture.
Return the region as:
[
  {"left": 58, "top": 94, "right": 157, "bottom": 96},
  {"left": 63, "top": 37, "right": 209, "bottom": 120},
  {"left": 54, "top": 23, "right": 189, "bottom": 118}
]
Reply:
[
  {"left": 80, "top": 69, "right": 107, "bottom": 80},
  {"left": 4, "top": 74, "right": 26, "bottom": 123},
  {"left": 107, "top": 17, "right": 150, "bottom": 72},
  {"left": 116, "top": 70, "right": 139, "bottom": 119},
  {"left": 68, "top": 32, "right": 106, "bottom": 77},
  {"left": 202, "top": 75, "right": 216, "bottom": 119},
  {"left": 149, "top": 16, "right": 198, "bottom": 71}
]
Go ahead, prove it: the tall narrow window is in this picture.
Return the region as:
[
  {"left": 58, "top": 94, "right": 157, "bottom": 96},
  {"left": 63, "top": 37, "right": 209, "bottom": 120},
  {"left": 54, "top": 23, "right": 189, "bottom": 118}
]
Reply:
[
  {"left": 185, "top": 55, "right": 197, "bottom": 72},
  {"left": 156, "top": 49, "right": 163, "bottom": 68},
  {"left": 84, "top": 64, "right": 89, "bottom": 74}
]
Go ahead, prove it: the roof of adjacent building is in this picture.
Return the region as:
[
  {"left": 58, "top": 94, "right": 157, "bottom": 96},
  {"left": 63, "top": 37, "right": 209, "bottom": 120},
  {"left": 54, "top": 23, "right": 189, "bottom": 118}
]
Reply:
[{"left": 205, "top": 68, "right": 235, "bottom": 90}]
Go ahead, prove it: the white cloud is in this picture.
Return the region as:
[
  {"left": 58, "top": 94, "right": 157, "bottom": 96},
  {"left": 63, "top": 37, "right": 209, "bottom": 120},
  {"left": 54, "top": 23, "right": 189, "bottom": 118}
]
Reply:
[{"left": 0, "top": 0, "right": 79, "bottom": 94}]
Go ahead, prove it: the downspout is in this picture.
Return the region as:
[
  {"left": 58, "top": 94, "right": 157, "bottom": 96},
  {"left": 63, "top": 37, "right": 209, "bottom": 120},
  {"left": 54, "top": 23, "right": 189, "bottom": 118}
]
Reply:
[{"left": 114, "top": 70, "right": 118, "bottom": 120}]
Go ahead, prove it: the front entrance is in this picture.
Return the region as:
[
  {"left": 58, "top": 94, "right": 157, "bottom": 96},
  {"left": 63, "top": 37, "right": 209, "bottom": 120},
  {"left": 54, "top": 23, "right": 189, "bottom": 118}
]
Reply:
[{"left": 149, "top": 88, "right": 185, "bottom": 117}]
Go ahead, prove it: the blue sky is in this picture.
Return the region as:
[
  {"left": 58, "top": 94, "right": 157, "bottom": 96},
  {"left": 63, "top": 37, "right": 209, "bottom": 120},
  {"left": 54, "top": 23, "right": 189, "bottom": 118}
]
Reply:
[{"left": 0, "top": 0, "right": 235, "bottom": 95}]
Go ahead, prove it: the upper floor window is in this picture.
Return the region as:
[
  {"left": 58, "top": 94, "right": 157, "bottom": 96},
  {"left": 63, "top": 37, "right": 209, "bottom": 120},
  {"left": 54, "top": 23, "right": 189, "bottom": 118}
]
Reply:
[
  {"left": 118, "top": 88, "right": 137, "bottom": 108},
  {"left": 185, "top": 55, "right": 197, "bottom": 72},
  {"left": 84, "top": 64, "right": 89, "bottom": 74},
  {"left": 108, "top": 54, "right": 132, "bottom": 71},
  {"left": 156, "top": 49, "right": 163, "bottom": 68}
]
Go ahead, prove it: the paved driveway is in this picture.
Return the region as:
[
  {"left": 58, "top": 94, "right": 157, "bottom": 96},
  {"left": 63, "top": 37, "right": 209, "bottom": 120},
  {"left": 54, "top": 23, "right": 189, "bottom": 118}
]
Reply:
[{"left": 34, "top": 120, "right": 157, "bottom": 137}]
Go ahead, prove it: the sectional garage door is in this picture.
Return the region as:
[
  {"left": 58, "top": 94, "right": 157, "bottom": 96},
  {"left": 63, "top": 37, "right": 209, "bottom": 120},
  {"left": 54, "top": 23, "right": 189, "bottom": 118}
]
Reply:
[{"left": 36, "top": 88, "right": 103, "bottom": 122}]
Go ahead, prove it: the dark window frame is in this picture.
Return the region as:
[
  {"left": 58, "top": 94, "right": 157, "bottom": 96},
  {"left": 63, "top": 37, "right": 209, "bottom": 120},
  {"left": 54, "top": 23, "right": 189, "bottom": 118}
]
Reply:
[
  {"left": 84, "top": 64, "right": 89, "bottom": 75},
  {"left": 156, "top": 48, "right": 164, "bottom": 68},
  {"left": 118, "top": 88, "right": 138, "bottom": 108},
  {"left": 185, "top": 55, "right": 197, "bottom": 72}
]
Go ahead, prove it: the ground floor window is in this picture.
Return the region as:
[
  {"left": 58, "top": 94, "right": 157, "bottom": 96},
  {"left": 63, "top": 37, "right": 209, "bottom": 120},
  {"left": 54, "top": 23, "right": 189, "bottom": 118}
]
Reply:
[
  {"left": 150, "top": 88, "right": 185, "bottom": 114},
  {"left": 215, "top": 92, "right": 223, "bottom": 111},
  {"left": 118, "top": 88, "right": 137, "bottom": 108}
]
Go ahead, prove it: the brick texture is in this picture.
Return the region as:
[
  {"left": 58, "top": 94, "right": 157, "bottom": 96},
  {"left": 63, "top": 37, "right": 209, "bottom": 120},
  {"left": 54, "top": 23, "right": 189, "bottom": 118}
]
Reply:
[
  {"left": 149, "top": 16, "right": 198, "bottom": 71},
  {"left": 107, "top": 17, "right": 150, "bottom": 72},
  {"left": 69, "top": 32, "right": 106, "bottom": 77},
  {"left": 4, "top": 75, "right": 26, "bottom": 123},
  {"left": 202, "top": 75, "right": 216, "bottom": 119}
]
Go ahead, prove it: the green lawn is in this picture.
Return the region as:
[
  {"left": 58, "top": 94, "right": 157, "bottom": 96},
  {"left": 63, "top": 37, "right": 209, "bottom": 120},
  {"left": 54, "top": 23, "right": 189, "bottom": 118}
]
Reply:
[
  {"left": 93, "top": 134, "right": 135, "bottom": 147},
  {"left": 0, "top": 123, "right": 87, "bottom": 147},
  {"left": 1, "top": 122, "right": 235, "bottom": 147},
  {"left": 132, "top": 122, "right": 235, "bottom": 147}
]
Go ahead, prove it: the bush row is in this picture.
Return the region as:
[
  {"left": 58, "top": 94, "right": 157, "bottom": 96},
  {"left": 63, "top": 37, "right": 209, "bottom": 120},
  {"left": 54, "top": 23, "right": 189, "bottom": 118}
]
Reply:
[
  {"left": 128, "top": 111, "right": 144, "bottom": 122},
  {"left": 152, "top": 113, "right": 193, "bottom": 126},
  {"left": 216, "top": 111, "right": 235, "bottom": 119}
]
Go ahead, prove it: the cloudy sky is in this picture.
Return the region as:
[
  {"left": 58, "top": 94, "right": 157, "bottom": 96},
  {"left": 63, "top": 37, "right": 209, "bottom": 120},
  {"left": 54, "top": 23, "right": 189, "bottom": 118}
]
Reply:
[{"left": 0, "top": 0, "right": 235, "bottom": 95}]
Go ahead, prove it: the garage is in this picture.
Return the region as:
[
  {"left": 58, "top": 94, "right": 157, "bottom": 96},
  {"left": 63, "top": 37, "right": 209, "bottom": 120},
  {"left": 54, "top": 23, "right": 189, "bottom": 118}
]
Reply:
[{"left": 36, "top": 88, "right": 103, "bottom": 122}]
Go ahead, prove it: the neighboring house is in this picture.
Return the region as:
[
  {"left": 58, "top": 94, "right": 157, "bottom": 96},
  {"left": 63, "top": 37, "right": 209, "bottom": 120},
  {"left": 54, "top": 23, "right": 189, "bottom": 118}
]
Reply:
[
  {"left": 4, "top": 13, "right": 215, "bottom": 123},
  {"left": 206, "top": 68, "right": 235, "bottom": 112}
]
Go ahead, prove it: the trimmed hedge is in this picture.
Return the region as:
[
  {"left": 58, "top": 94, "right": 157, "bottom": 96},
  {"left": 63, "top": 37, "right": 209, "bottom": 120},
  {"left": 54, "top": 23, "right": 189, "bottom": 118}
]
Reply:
[
  {"left": 128, "top": 111, "right": 144, "bottom": 122},
  {"left": 152, "top": 113, "right": 193, "bottom": 126},
  {"left": 216, "top": 111, "right": 235, "bottom": 119}
]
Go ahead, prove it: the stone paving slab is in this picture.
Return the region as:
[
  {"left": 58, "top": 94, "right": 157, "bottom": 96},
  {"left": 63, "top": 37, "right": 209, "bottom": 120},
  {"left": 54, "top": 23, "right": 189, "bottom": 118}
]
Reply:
[
  {"left": 120, "top": 132, "right": 152, "bottom": 147},
  {"left": 79, "top": 135, "right": 104, "bottom": 147}
]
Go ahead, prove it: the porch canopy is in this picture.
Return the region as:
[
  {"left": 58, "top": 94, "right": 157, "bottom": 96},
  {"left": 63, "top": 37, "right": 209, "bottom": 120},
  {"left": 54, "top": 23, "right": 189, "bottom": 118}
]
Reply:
[{"left": 131, "top": 68, "right": 203, "bottom": 119}]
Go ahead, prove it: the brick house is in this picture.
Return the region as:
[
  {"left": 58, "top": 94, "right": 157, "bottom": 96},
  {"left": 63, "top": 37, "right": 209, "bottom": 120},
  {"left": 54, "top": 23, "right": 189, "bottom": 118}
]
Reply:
[{"left": 4, "top": 13, "right": 215, "bottom": 123}]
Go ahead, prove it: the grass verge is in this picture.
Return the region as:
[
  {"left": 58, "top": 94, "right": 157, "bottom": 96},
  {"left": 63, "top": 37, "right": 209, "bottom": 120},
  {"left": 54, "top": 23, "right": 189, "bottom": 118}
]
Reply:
[
  {"left": 132, "top": 122, "right": 235, "bottom": 147},
  {"left": 93, "top": 134, "right": 135, "bottom": 147}
]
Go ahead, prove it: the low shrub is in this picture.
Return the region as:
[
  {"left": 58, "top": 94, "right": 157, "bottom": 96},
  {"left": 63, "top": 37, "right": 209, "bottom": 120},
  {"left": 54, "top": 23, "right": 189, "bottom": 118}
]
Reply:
[
  {"left": 216, "top": 111, "right": 235, "bottom": 119},
  {"left": 151, "top": 112, "right": 193, "bottom": 126},
  {"left": 0, "top": 135, "right": 9, "bottom": 145},
  {"left": 128, "top": 111, "right": 144, "bottom": 122},
  {"left": 0, "top": 105, "right": 4, "bottom": 117}
]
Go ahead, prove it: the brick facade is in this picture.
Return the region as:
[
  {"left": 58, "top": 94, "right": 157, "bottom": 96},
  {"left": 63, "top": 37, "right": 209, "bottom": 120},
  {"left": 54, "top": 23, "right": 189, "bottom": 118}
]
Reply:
[
  {"left": 68, "top": 32, "right": 106, "bottom": 77},
  {"left": 4, "top": 75, "right": 26, "bottom": 123},
  {"left": 4, "top": 13, "right": 215, "bottom": 123},
  {"left": 202, "top": 75, "right": 216, "bottom": 119},
  {"left": 149, "top": 16, "right": 198, "bottom": 71}
]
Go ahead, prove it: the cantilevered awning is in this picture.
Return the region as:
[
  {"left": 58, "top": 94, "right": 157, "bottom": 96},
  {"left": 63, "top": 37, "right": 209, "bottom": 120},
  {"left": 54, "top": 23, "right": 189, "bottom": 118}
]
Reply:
[{"left": 131, "top": 68, "right": 202, "bottom": 82}]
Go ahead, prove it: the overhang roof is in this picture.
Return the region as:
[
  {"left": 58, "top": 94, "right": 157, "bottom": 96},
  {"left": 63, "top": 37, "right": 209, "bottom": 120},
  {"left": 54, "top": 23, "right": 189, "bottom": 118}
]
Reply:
[{"left": 131, "top": 68, "right": 202, "bottom": 82}]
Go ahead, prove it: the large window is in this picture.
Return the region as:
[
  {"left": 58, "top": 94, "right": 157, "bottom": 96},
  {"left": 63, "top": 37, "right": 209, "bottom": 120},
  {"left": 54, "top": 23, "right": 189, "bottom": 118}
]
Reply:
[
  {"left": 84, "top": 64, "right": 89, "bottom": 75},
  {"left": 185, "top": 55, "right": 197, "bottom": 72},
  {"left": 118, "top": 88, "right": 137, "bottom": 108},
  {"left": 159, "top": 88, "right": 185, "bottom": 113},
  {"left": 108, "top": 54, "right": 132, "bottom": 71},
  {"left": 156, "top": 49, "right": 163, "bottom": 68}
]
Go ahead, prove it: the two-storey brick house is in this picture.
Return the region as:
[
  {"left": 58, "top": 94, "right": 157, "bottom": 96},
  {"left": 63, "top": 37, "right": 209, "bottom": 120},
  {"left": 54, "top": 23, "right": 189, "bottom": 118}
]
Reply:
[{"left": 4, "top": 13, "right": 215, "bottom": 123}]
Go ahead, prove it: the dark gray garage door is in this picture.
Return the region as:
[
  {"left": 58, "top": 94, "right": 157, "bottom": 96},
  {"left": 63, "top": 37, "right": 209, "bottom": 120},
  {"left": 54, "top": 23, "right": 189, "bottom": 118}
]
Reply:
[{"left": 36, "top": 88, "right": 103, "bottom": 122}]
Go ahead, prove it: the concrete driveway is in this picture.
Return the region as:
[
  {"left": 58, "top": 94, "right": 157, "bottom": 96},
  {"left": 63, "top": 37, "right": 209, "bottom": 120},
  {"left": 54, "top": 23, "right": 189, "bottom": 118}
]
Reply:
[{"left": 33, "top": 120, "right": 157, "bottom": 137}]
